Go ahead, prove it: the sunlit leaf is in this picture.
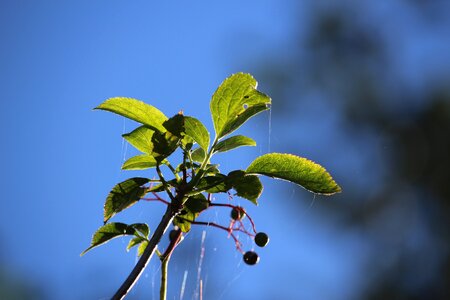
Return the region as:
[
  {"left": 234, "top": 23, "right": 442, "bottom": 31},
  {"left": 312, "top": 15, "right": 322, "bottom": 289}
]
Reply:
[
  {"left": 191, "top": 147, "right": 206, "bottom": 163},
  {"left": 95, "top": 97, "right": 167, "bottom": 132},
  {"left": 103, "top": 177, "right": 150, "bottom": 223},
  {"left": 127, "top": 236, "right": 145, "bottom": 251},
  {"left": 214, "top": 135, "right": 256, "bottom": 153},
  {"left": 122, "top": 126, "right": 155, "bottom": 154},
  {"left": 122, "top": 154, "right": 157, "bottom": 170},
  {"left": 246, "top": 153, "right": 341, "bottom": 195},
  {"left": 184, "top": 116, "right": 210, "bottom": 151},
  {"left": 210, "top": 73, "right": 271, "bottom": 138},
  {"left": 137, "top": 240, "right": 148, "bottom": 257}
]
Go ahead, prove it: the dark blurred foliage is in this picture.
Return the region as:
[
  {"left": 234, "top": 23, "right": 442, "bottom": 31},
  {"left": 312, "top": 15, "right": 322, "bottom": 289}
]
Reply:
[
  {"left": 0, "top": 268, "right": 45, "bottom": 300},
  {"left": 257, "top": 1, "right": 450, "bottom": 299}
]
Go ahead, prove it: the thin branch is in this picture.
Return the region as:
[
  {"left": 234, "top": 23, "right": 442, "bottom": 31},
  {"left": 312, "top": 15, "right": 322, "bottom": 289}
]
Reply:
[
  {"left": 209, "top": 203, "right": 257, "bottom": 234},
  {"left": 142, "top": 192, "right": 170, "bottom": 205},
  {"left": 111, "top": 205, "right": 176, "bottom": 300},
  {"left": 188, "top": 220, "right": 244, "bottom": 253},
  {"left": 156, "top": 164, "right": 175, "bottom": 201},
  {"left": 166, "top": 162, "right": 181, "bottom": 182}
]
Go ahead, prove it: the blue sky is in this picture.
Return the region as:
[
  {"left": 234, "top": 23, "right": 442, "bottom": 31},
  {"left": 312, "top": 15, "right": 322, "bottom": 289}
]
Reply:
[{"left": 2, "top": 1, "right": 449, "bottom": 299}]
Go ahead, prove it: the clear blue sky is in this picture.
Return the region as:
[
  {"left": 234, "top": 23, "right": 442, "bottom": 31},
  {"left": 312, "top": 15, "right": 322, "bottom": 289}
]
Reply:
[{"left": 2, "top": 1, "right": 449, "bottom": 299}]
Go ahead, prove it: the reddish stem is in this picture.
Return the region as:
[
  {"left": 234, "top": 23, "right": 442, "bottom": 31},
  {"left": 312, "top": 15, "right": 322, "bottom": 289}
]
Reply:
[
  {"left": 189, "top": 220, "right": 244, "bottom": 253},
  {"left": 209, "top": 203, "right": 257, "bottom": 234},
  {"left": 142, "top": 192, "right": 170, "bottom": 205}
]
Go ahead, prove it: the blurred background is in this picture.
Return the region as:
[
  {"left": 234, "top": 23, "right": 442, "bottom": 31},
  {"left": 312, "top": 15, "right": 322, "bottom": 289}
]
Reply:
[{"left": 1, "top": 0, "right": 449, "bottom": 299}]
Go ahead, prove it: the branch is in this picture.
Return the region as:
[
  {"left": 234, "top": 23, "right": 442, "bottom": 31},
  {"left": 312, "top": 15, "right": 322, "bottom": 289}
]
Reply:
[{"left": 111, "top": 205, "right": 176, "bottom": 300}]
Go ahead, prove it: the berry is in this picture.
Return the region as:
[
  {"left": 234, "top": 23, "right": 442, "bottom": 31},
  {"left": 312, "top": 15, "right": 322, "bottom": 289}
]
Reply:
[
  {"left": 254, "top": 232, "right": 269, "bottom": 247},
  {"left": 243, "top": 251, "right": 259, "bottom": 265},
  {"left": 230, "top": 206, "right": 245, "bottom": 221}
]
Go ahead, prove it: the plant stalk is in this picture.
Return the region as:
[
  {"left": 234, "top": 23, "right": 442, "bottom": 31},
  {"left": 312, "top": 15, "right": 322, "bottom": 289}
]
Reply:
[
  {"left": 111, "top": 205, "right": 176, "bottom": 300},
  {"left": 160, "top": 256, "right": 169, "bottom": 300},
  {"left": 159, "top": 229, "right": 182, "bottom": 300}
]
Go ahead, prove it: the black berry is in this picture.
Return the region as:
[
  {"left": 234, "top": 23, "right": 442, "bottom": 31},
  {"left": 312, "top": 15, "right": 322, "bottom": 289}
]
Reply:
[
  {"left": 230, "top": 206, "right": 245, "bottom": 221},
  {"left": 254, "top": 232, "right": 269, "bottom": 247},
  {"left": 243, "top": 251, "right": 259, "bottom": 265}
]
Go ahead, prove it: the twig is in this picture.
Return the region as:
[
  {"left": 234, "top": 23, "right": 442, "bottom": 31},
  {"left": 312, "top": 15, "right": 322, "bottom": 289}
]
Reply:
[
  {"left": 189, "top": 220, "right": 243, "bottom": 253},
  {"left": 209, "top": 203, "right": 257, "bottom": 234}
]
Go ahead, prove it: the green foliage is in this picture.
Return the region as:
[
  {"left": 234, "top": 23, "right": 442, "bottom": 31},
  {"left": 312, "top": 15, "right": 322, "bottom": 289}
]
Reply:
[
  {"left": 210, "top": 73, "right": 271, "bottom": 139},
  {"left": 122, "top": 126, "right": 155, "bottom": 154},
  {"left": 86, "top": 73, "right": 341, "bottom": 298},
  {"left": 95, "top": 97, "right": 167, "bottom": 132},
  {"left": 214, "top": 135, "right": 256, "bottom": 153},
  {"left": 122, "top": 154, "right": 157, "bottom": 170},
  {"left": 184, "top": 116, "right": 210, "bottom": 151},
  {"left": 226, "top": 170, "right": 263, "bottom": 204},
  {"left": 81, "top": 222, "right": 149, "bottom": 256},
  {"left": 103, "top": 177, "right": 150, "bottom": 223},
  {"left": 246, "top": 153, "right": 341, "bottom": 195},
  {"left": 191, "top": 147, "right": 206, "bottom": 162}
]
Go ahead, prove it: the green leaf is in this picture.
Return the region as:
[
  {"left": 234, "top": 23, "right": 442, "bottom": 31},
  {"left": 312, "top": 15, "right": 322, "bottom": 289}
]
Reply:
[
  {"left": 220, "top": 102, "right": 269, "bottom": 138},
  {"left": 95, "top": 97, "right": 168, "bottom": 133},
  {"left": 150, "top": 129, "right": 179, "bottom": 162},
  {"left": 214, "top": 135, "right": 256, "bottom": 153},
  {"left": 173, "top": 210, "right": 197, "bottom": 233},
  {"left": 127, "top": 236, "right": 145, "bottom": 251},
  {"left": 246, "top": 153, "right": 341, "bottom": 195},
  {"left": 122, "top": 154, "right": 157, "bottom": 170},
  {"left": 163, "top": 113, "right": 185, "bottom": 138},
  {"left": 131, "top": 223, "right": 150, "bottom": 238},
  {"left": 137, "top": 240, "right": 148, "bottom": 257},
  {"left": 191, "top": 147, "right": 206, "bottom": 163},
  {"left": 103, "top": 177, "right": 150, "bottom": 223},
  {"left": 81, "top": 222, "right": 142, "bottom": 256},
  {"left": 205, "top": 164, "right": 220, "bottom": 175},
  {"left": 226, "top": 170, "right": 263, "bottom": 205},
  {"left": 121, "top": 114, "right": 182, "bottom": 164},
  {"left": 184, "top": 116, "right": 210, "bottom": 151},
  {"left": 184, "top": 193, "right": 209, "bottom": 213},
  {"left": 210, "top": 73, "right": 271, "bottom": 138},
  {"left": 122, "top": 126, "right": 155, "bottom": 154},
  {"left": 176, "top": 162, "right": 200, "bottom": 173},
  {"left": 173, "top": 194, "right": 207, "bottom": 233},
  {"left": 196, "top": 174, "right": 229, "bottom": 193}
]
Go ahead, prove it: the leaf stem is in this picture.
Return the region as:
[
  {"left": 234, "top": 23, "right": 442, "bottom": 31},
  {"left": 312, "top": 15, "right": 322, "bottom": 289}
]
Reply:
[
  {"left": 189, "top": 138, "right": 218, "bottom": 188},
  {"left": 166, "top": 162, "right": 181, "bottom": 182},
  {"left": 156, "top": 164, "right": 175, "bottom": 201}
]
